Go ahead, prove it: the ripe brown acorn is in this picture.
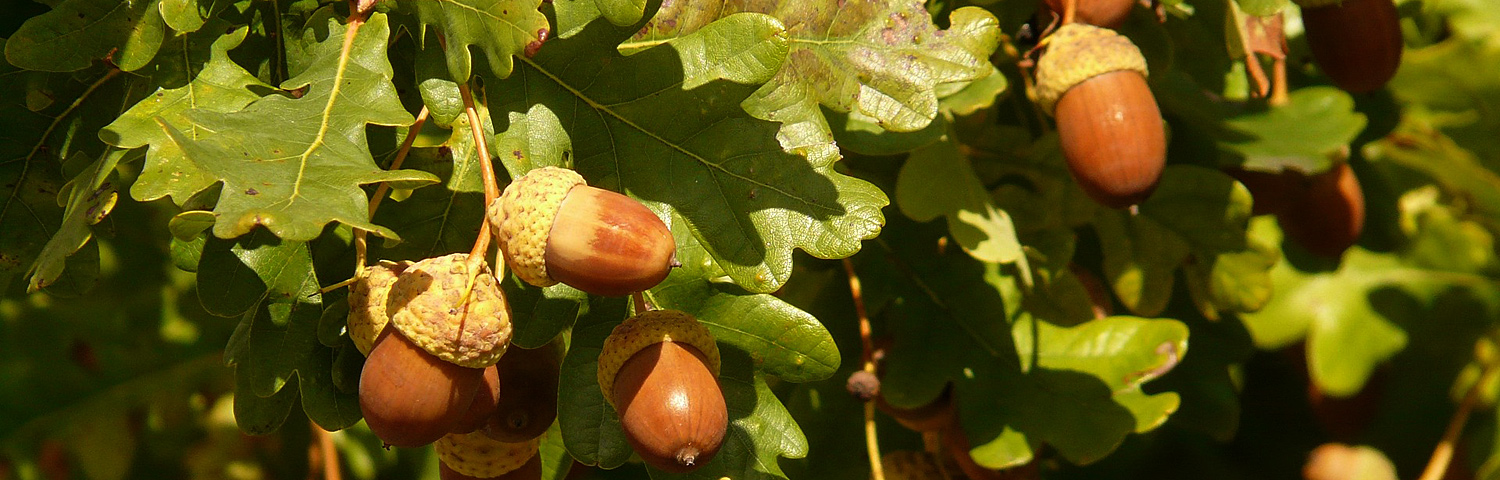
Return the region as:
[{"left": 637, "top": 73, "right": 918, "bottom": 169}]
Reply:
[
  {"left": 1277, "top": 163, "right": 1365, "bottom": 258},
  {"left": 1223, "top": 167, "right": 1300, "bottom": 216},
  {"left": 1032, "top": 24, "right": 1166, "bottom": 209},
  {"left": 1297, "top": 0, "right": 1402, "bottom": 94},
  {"left": 484, "top": 340, "right": 563, "bottom": 442},
  {"left": 489, "top": 167, "right": 677, "bottom": 297},
  {"left": 359, "top": 329, "right": 484, "bottom": 447},
  {"left": 1043, "top": 0, "right": 1136, "bottom": 28},
  {"left": 452, "top": 365, "right": 503, "bottom": 434},
  {"left": 597, "top": 310, "right": 727, "bottom": 473}
]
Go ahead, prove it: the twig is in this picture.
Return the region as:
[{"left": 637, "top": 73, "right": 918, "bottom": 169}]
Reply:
[
  {"left": 1418, "top": 361, "right": 1500, "bottom": 480},
  {"left": 314, "top": 421, "right": 342, "bottom": 480},
  {"left": 349, "top": 106, "right": 430, "bottom": 277},
  {"left": 843, "top": 259, "right": 884, "bottom": 480}
]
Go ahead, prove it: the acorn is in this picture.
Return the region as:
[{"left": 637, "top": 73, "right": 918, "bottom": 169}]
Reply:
[
  {"left": 597, "top": 310, "right": 727, "bottom": 473},
  {"left": 359, "top": 254, "right": 514, "bottom": 447},
  {"left": 488, "top": 167, "right": 677, "bottom": 297},
  {"left": 484, "top": 340, "right": 563, "bottom": 442},
  {"left": 434, "top": 430, "right": 540, "bottom": 479},
  {"left": 452, "top": 365, "right": 503, "bottom": 434},
  {"left": 1223, "top": 167, "right": 1300, "bottom": 216},
  {"left": 1031, "top": 23, "right": 1166, "bottom": 209},
  {"left": 1296, "top": 0, "right": 1402, "bottom": 94},
  {"left": 1043, "top": 0, "right": 1136, "bottom": 28},
  {"left": 347, "top": 259, "right": 411, "bottom": 356},
  {"left": 1277, "top": 163, "right": 1364, "bottom": 258}
]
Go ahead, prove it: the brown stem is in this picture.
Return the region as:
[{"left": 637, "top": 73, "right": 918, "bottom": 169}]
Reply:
[
  {"left": 632, "top": 291, "right": 650, "bottom": 314},
  {"left": 350, "top": 106, "right": 430, "bottom": 276},
  {"left": 844, "top": 258, "right": 885, "bottom": 480},
  {"left": 1418, "top": 361, "right": 1499, "bottom": 480},
  {"left": 314, "top": 421, "right": 342, "bottom": 480},
  {"left": 454, "top": 81, "right": 498, "bottom": 309}
]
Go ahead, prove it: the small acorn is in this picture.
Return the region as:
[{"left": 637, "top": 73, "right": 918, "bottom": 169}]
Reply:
[
  {"left": 484, "top": 339, "right": 563, "bottom": 442},
  {"left": 359, "top": 254, "right": 514, "bottom": 447},
  {"left": 597, "top": 310, "right": 727, "bottom": 473},
  {"left": 875, "top": 383, "right": 958, "bottom": 433},
  {"left": 1296, "top": 0, "right": 1402, "bottom": 94},
  {"left": 488, "top": 167, "right": 677, "bottom": 297},
  {"left": 1043, "top": 0, "right": 1136, "bottom": 28},
  {"left": 347, "top": 260, "right": 411, "bottom": 356},
  {"left": 1031, "top": 23, "right": 1167, "bottom": 209},
  {"left": 434, "top": 430, "right": 540, "bottom": 479},
  {"left": 1277, "top": 163, "right": 1365, "bottom": 258}
]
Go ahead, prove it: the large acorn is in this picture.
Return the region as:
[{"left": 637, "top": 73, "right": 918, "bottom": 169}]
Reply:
[
  {"left": 597, "top": 310, "right": 727, "bottom": 473},
  {"left": 1296, "top": 0, "right": 1402, "bottom": 94},
  {"left": 484, "top": 339, "right": 563, "bottom": 442},
  {"left": 489, "top": 167, "right": 676, "bottom": 297},
  {"left": 359, "top": 254, "right": 513, "bottom": 447},
  {"left": 1031, "top": 23, "right": 1167, "bottom": 209}
]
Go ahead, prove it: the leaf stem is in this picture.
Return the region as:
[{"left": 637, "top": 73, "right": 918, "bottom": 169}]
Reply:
[
  {"left": 632, "top": 291, "right": 650, "bottom": 314},
  {"left": 843, "top": 258, "right": 884, "bottom": 480},
  {"left": 1418, "top": 360, "right": 1499, "bottom": 480},
  {"left": 350, "top": 106, "right": 430, "bottom": 276}
]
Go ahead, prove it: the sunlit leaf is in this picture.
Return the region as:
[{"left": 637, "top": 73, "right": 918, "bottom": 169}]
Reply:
[{"left": 402, "top": 0, "right": 550, "bottom": 80}]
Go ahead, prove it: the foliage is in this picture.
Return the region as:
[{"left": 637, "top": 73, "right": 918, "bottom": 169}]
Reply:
[{"left": 3, "top": 0, "right": 1500, "bottom": 479}]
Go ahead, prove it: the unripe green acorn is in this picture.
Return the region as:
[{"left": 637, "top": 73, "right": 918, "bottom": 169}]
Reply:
[
  {"left": 1043, "top": 0, "right": 1137, "bottom": 28},
  {"left": 434, "top": 430, "right": 539, "bottom": 479},
  {"left": 1031, "top": 23, "right": 1166, "bottom": 209},
  {"left": 597, "top": 310, "right": 727, "bottom": 473},
  {"left": 488, "top": 167, "right": 677, "bottom": 297},
  {"left": 347, "top": 260, "right": 411, "bottom": 356},
  {"left": 1295, "top": 0, "right": 1402, "bottom": 94},
  {"left": 484, "top": 340, "right": 563, "bottom": 442}
]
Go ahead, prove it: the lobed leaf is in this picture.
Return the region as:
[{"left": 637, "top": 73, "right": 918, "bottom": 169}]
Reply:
[
  {"left": 5, "top": 0, "right": 167, "bottom": 72},
  {"left": 401, "top": 0, "right": 551, "bottom": 80}
]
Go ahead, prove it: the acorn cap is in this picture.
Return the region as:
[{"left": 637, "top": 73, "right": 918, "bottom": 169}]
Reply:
[
  {"left": 597, "top": 310, "right": 721, "bottom": 406},
  {"left": 1293, "top": 0, "right": 1345, "bottom": 8},
  {"left": 347, "top": 260, "right": 411, "bottom": 356},
  {"left": 1030, "top": 23, "right": 1149, "bottom": 115},
  {"left": 488, "top": 167, "right": 587, "bottom": 288},
  {"left": 434, "top": 430, "right": 540, "bottom": 479},
  {"left": 387, "top": 253, "right": 513, "bottom": 368}
]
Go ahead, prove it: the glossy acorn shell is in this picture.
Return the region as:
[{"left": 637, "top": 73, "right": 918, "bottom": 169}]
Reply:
[
  {"left": 545, "top": 185, "right": 676, "bottom": 297},
  {"left": 1278, "top": 163, "right": 1365, "bottom": 258},
  {"left": 1044, "top": 0, "right": 1136, "bottom": 28},
  {"left": 452, "top": 365, "right": 503, "bottom": 434},
  {"left": 483, "top": 341, "right": 562, "bottom": 442},
  {"left": 1054, "top": 70, "right": 1167, "bottom": 208},
  {"left": 612, "top": 341, "right": 727, "bottom": 473},
  {"left": 359, "top": 329, "right": 483, "bottom": 447},
  {"left": 1301, "top": 0, "right": 1402, "bottom": 94}
]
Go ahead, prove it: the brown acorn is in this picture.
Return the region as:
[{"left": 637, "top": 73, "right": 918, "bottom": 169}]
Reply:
[
  {"left": 597, "top": 310, "right": 727, "bottom": 473},
  {"left": 484, "top": 340, "right": 563, "bottom": 442},
  {"left": 1044, "top": 0, "right": 1137, "bottom": 28},
  {"left": 1032, "top": 24, "right": 1166, "bottom": 209},
  {"left": 489, "top": 167, "right": 677, "bottom": 297},
  {"left": 1297, "top": 0, "right": 1402, "bottom": 94},
  {"left": 1277, "top": 163, "right": 1365, "bottom": 258},
  {"left": 452, "top": 365, "right": 503, "bottom": 434},
  {"left": 359, "top": 329, "right": 484, "bottom": 447},
  {"left": 875, "top": 383, "right": 958, "bottom": 433},
  {"left": 1224, "top": 167, "right": 1301, "bottom": 216},
  {"left": 359, "top": 254, "right": 513, "bottom": 447}
]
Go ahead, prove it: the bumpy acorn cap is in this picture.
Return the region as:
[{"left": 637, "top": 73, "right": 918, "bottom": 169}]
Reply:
[
  {"left": 346, "top": 260, "right": 411, "bottom": 356},
  {"left": 386, "top": 253, "right": 513, "bottom": 368},
  {"left": 488, "top": 166, "right": 587, "bottom": 288},
  {"left": 596, "top": 309, "right": 721, "bottom": 406},
  {"left": 1030, "top": 23, "right": 1149, "bottom": 115},
  {"left": 434, "top": 431, "right": 540, "bottom": 478}
]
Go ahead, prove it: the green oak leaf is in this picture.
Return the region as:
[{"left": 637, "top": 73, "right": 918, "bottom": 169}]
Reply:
[
  {"left": 101, "top": 25, "right": 270, "bottom": 206},
  {"left": 539, "top": 420, "right": 574, "bottom": 480},
  {"left": 1366, "top": 119, "right": 1500, "bottom": 232},
  {"left": 1218, "top": 87, "right": 1367, "bottom": 173},
  {"left": 1388, "top": 35, "right": 1500, "bottom": 162},
  {"left": 161, "top": 13, "right": 438, "bottom": 241},
  {"left": 937, "top": 64, "right": 1009, "bottom": 117},
  {"left": 415, "top": 33, "right": 464, "bottom": 126},
  {"left": 1151, "top": 312, "right": 1254, "bottom": 441},
  {"left": 4, "top": 0, "right": 167, "bottom": 72},
  {"left": 486, "top": 19, "right": 887, "bottom": 293},
  {"left": 1233, "top": 0, "right": 1287, "bottom": 19},
  {"left": 401, "top": 0, "right": 551, "bottom": 80},
  {"left": 23, "top": 148, "right": 129, "bottom": 293},
  {"left": 827, "top": 110, "right": 947, "bottom": 156},
  {"left": 896, "top": 136, "right": 1025, "bottom": 265},
  {"left": 158, "top": 0, "right": 224, "bottom": 33},
  {"left": 1397, "top": 186, "right": 1499, "bottom": 275},
  {"left": 619, "top": 1, "right": 999, "bottom": 159},
  {"left": 1093, "top": 208, "right": 1189, "bottom": 318},
  {"left": 553, "top": 0, "right": 648, "bottom": 39}
]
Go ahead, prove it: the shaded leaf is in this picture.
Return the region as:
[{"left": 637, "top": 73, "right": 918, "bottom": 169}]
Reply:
[
  {"left": 553, "top": 0, "right": 648, "bottom": 39},
  {"left": 24, "top": 148, "right": 127, "bottom": 293},
  {"left": 896, "top": 136, "right": 1024, "bottom": 264},
  {"left": 5, "top": 0, "right": 167, "bottom": 72},
  {"left": 1219, "top": 87, "right": 1366, "bottom": 173}
]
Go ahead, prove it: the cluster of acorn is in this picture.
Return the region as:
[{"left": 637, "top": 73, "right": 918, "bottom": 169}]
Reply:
[{"left": 349, "top": 167, "right": 728, "bottom": 477}]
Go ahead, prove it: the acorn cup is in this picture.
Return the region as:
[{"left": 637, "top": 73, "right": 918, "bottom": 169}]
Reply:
[
  {"left": 597, "top": 310, "right": 728, "bottom": 473},
  {"left": 488, "top": 167, "right": 677, "bottom": 297},
  {"left": 434, "top": 430, "right": 540, "bottom": 479},
  {"left": 346, "top": 259, "right": 411, "bottom": 356},
  {"left": 1295, "top": 0, "right": 1402, "bottom": 94},
  {"left": 1031, "top": 23, "right": 1167, "bottom": 209},
  {"left": 358, "top": 253, "right": 514, "bottom": 448}
]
